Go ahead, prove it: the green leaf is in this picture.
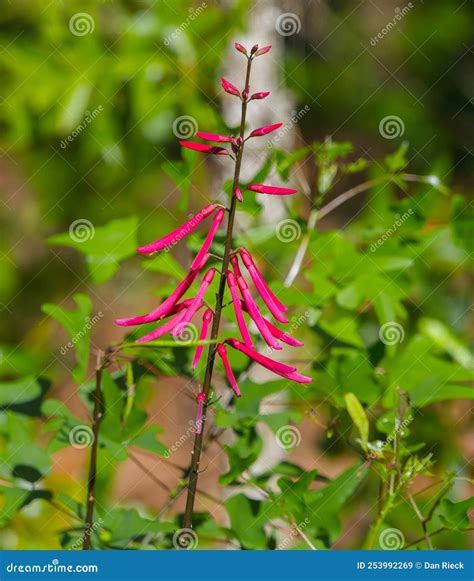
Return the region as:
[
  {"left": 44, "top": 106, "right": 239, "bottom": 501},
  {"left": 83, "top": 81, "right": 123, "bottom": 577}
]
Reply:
[
  {"left": 0, "top": 376, "right": 42, "bottom": 407},
  {"left": 437, "top": 497, "right": 474, "bottom": 530},
  {"left": 384, "top": 142, "right": 409, "bottom": 172},
  {"left": 225, "top": 494, "right": 269, "bottom": 549},
  {"left": 41, "top": 293, "right": 94, "bottom": 383},
  {"left": 344, "top": 393, "right": 369, "bottom": 451},
  {"left": 141, "top": 252, "right": 186, "bottom": 279},
  {"left": 419, "top": 318, "right": 474, "bottom": 370},
  {"left": 48, "top": 216, "right": 138, "bottom": 283}
]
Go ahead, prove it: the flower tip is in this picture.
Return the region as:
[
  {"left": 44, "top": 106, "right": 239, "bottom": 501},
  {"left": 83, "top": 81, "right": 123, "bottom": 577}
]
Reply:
[
  {"left": 234, "top": 187, "right": 243, "bottom": 202},
  {"left": 234, "top": 42, "right": 248, "bottom": 56},
  {"left": 254, "top": 45, "right": 272, "bottom": 57}
]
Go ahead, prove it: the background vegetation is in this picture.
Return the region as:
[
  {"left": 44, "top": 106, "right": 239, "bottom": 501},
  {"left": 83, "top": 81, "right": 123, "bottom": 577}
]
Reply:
[{"left": 0, "top": 0, "right": 472, "bottom": 550}]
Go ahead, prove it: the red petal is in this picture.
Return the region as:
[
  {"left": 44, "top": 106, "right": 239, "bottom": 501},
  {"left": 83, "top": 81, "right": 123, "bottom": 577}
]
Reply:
[
  {"left": 254, "top": 45, "right": 271, "bottom": 57},
  {"left": 196, "top": 132, "right": 231, "bottom": 143},
  {"left": 249, "top": 123, "right": 282, "bottom": 138},
  {"left": 179, "top": 141, "right": 229, "bottom": 155},
  {"left": 247, "top": 184, "right": 297, "bottom": 195},
  {"left": 250, "top": 91, "right": 270, "bottom": 100},
  {"left": 221, "top": 78, "right": 240, "bottom": 97}
]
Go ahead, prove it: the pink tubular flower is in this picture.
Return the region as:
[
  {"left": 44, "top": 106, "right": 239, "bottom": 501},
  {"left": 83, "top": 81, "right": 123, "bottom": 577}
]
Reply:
[
  {"left": 230, "top": 253, "right": 243, "bottom": 278},
  {"left": 226, "top": 271, "right": 253, "bottom": 347},
  {"left": 247, "top": 184, "right": 297, "bottom": 195},
  {"left": 225, "top": 338, "right": 296, "bottom": 375},
  {"left": 135, "top": 307, "right": 189, "bottom": 343},
  {"left": 195, "top": 391, "right": 206, "bottom": 434},
  {"left": 136, "top": 204, "right": 218, "bottom": 254},
  {"left": 217, "top": 344, "right": 241, "bottom": 397},
  {"left": 233, "top": 187, "right": 243, "bottom": 202},
  {"left": 240, "top": 248, "right": 288, "bottom": 313},
  {"left": 254, "top": 45, "right": 271, "bottom": 57},
  {"left": 196, "top": 132, "right": 231, "bottom": 143},
  {"left": 221, "top": 77, "right": 240, "bottom": 97},
  {"left": 190, "top": 209, "right": 225, "bottom": 270},
  {"left": 240, "top": 300, "right": 302, "bottom": 346},
  {"left": 234, "top": 42, "right": 247, "bottom": 56},
  {"left": 192, "top": 309, "right": 213, "bottom": 369},
  {"left": 171, "top": 269, "right": 216, "bottom": 334},
  {"left": 240, "top": 250, "right": 288, "bottom": 323},
  {"left": 179, "top": 141, "right": 229, "bottom": 155},
  {"left": 115, "top": 254, "right": 209, "bottom": 327},
  {"left": 248, "top": 123, "right": 282, "bottom": 138},
  {"left": 237, "top": 276, "right": 282, "bottom": 350},
  {"left": 250, "top": 91, "right": 270, "bottom": 100}
]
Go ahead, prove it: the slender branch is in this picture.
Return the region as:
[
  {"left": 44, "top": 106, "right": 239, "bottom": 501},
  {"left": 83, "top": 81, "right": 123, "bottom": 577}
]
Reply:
[
  {"left": 182, "top": 58, "right": 253, "bottom": 530},
  {"left": 83, "top": 350, "right": 106, "bottom": 550}
]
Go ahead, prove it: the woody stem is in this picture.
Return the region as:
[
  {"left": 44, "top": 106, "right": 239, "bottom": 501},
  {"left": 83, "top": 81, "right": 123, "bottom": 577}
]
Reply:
[{"left": 182, "top": 57, "right": 252, "bottom": 530}]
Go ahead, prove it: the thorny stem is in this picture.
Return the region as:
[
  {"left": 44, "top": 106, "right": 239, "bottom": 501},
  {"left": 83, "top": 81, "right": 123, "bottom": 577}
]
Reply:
[
  {"left": 182, "top": 57, "right": 253, "bottom": 531},
  {"left": 83, "top": 350, "right": 108, "bottom": 550}
]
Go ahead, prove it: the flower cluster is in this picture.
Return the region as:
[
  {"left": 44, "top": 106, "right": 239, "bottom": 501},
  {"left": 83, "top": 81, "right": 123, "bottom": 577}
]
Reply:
[{"left": 116, "top": 42, "right": 311, "bottom": 433}]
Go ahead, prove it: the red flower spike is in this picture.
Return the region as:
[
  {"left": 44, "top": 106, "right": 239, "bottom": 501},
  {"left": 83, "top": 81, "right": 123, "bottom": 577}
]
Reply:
[
  {"left": 221, "top": 77, "right": 240, "bottom": 97},
  {"left": 190, "top": 209, "right": 225, "bottom": 271},
  {"left": 250, "top": 44, "right": 259, "bottom": 55},
  {"left": 217, "top": 344, "right": 241, "bottom": 397},
  {"left": 234, "top": 187, "right": 243, "bottom": 202},
  {"left": 249, "top": 123, "right": 282, "bottom": 138},
  {"left": 237, "top": 276, "right": 282, "bottom": 350},
  {"left": 240, "top": 250, "right": 288, "bottom": 323},
  {"left": 115, "top": 255, "right": 209, "bottom": 327},
  {"left": 179, "top": 141, "right": 229, "bottom": 155},
  {"left": 171, "top": 269, "right": 216, "bottom": 335},
  {"left": 235, "top": 42, "right": 247, "bottom": 56},
  {"left": 196, "top": 132, "right": 231, "bottom": 143},
  {"left": 227, "top": 271, "right": 253, "bottom": 347},
  {"left": 225, "top": 338, "right": 296, "bottom": 375},
  {"left": 250, "top": 91, "right": 270, "bottom": 100},
  {"left": 247, "top": 184, "right": 297, "bottom": 195},
  {"left": 192, "top": 309, "right": 213, "bottom": 369},
  {"left": 136, "top": 204, "right": 218, "bottom": 254},
  {"left": 240, "top": 248, "right": 288, "bottom": 313},
  {"left": 195, "top": 391, "right": 207, "bottom": 434},
  {"left": 254, "top": 45, "right": 271, "bottom": 57}
]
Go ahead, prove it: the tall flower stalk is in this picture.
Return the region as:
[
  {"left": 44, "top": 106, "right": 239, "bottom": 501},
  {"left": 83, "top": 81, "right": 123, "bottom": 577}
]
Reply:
[{"left": 115, "top": 42, "right": 311, "bottom": 531}]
